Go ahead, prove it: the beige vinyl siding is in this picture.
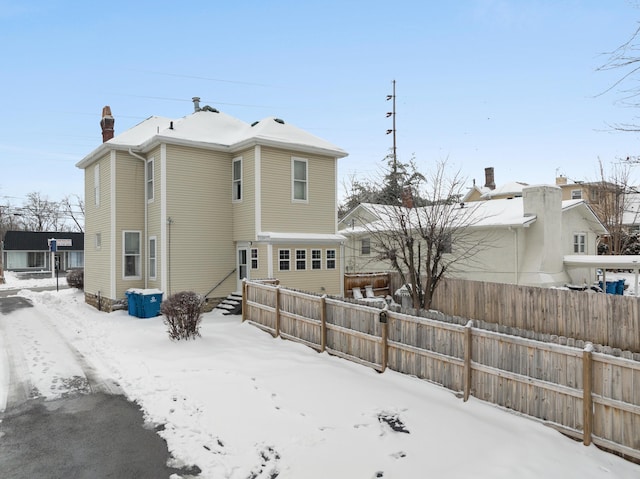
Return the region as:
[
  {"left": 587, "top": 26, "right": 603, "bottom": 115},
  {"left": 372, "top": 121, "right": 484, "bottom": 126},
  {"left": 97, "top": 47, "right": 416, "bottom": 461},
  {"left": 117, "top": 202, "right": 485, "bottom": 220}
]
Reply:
[
  {"left": 84, "top": 154, "right": 113, "bottom": 298},
  {"left": 164, "top": 145, "right": 235, "bottom": 297},
  {"left": 114, "top": 151, "right": 145, "bottom": 296},
  {"left": 260, "top": 147, "right": 336, "bottom": 234},
  {"left": 272, "top": 243, "right": 342, "bottom": 295},
  {"left": 232, "top": 147, "right": 255, "bottom": 241},
  {"left": 249, "top": 244, "right": 269, "bottom": 280}
]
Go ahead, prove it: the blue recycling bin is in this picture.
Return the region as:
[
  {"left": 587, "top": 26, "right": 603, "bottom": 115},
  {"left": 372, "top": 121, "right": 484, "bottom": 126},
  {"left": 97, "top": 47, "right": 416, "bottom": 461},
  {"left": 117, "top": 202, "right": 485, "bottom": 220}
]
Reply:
[
  {"left": 139, "top": 291, "right": 163, "bottom": 318},
  {"left": 125, "top": 290, "right": 140, "bottom": 316},
  {"left": 126, "top": 289, "right": 163, "bottom": 317},
  {"left": 599, "top": 281, "right": 622, "bottom": 295}
]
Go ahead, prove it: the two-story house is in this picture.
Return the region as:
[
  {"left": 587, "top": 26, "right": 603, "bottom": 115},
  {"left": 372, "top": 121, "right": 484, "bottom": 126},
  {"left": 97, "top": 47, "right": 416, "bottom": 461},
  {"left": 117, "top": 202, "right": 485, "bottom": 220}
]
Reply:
[{"left": 76, "top": 99, "right": 348, "bottom": 312}]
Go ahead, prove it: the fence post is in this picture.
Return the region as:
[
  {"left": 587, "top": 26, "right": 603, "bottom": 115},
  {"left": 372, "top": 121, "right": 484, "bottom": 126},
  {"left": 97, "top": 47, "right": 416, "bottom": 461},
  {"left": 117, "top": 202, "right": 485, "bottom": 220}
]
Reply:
[
  {"left": 275, "top": 285, "right": 281, "bottom": 338},
  {"left": 583, "top": 343, "right": 593, "bottom": 446},
  {"left": 320, "top": 294, "right": 327, "bottom": 352},
  {"left": 241, "top": 280, "right": 247, "bottom": 322},
  {"left": 380, "top": 307, "right": 389, "bottom": 373},
  {"left": 463, "top": 320, "right": 473, "bottom": 402}
]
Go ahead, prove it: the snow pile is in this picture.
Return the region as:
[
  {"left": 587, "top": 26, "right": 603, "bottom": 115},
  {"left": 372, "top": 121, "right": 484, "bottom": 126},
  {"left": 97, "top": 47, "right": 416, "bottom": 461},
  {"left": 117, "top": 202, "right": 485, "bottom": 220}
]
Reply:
[{"left": 2, "top": 286, "right": 639, "bottom": 478}]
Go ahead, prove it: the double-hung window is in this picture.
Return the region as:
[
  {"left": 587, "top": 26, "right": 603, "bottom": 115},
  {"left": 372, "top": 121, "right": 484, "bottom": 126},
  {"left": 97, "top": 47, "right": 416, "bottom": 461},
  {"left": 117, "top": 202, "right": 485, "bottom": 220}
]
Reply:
[
  {"left": 571, "top": 189, "right": 582, "bottom": 200},
  {"left": 149, "top": 237, "right": 157, "bottom": 280},
  {"left": 573, "top": 233, "right": 586, "bottom": 254},
  {"left": 292, "top": 157, "right": 308, "bottom": 202},
  {"left": 124, "top": 231, "right": 141, "bottom": 278},
  {"left": 296, "top": 249, "right": 306, "bottom": 270},
  {"left": 94, "top": 164, "right": 100, "bottom": 206},
  {"left": 279, "top": 249, "right": 290, "bottom": 271},
  {"left": 251, "top": 248, "right": 258, "bottom": 269},
  {"left": 146, "top": 159, "right": 154, "bottom": 202},
  {"left": 232, "top": 157, "right": 242, "bottom": 201},
  {"left": 326, "top": 249, "right": 336, "bottom": 269},
  {"left": 311, "top": 249, "right": 322, "bottom": 270},
  {"left": 361, "top": 238, "right": 371, "bottom": 255}
]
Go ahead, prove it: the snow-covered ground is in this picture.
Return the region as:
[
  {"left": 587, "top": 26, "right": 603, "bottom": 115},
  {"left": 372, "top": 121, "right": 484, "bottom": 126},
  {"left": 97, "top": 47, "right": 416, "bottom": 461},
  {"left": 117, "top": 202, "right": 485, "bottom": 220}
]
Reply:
[{"left": 1, "top": 274, "right": 639, "bottom": 478}]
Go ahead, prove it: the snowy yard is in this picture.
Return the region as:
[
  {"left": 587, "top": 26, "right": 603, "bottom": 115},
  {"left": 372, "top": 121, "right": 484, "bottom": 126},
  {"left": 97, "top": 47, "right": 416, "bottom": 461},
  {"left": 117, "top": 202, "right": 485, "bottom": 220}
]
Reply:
[{"left": 1, "top": 273, "right": 639, "bottom": 478}]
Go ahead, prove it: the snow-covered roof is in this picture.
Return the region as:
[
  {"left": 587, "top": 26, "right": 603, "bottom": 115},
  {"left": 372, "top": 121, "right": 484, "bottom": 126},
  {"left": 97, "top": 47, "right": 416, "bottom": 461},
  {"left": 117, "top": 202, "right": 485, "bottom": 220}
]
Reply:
[
  {"left": 564, "top": 254, "right": 640, "bottom": 269},
  {"left": 77, "top": 110, "right": 347, "bottom": 169},
  {"left": 340, "top": 196, "right": 607, "bottom": 234},
  {"left": 256, "top": 232, "right": 346, "bottom": 244},
  {"left": 480, "top": 181, "right": 529, "bottom": 199}
]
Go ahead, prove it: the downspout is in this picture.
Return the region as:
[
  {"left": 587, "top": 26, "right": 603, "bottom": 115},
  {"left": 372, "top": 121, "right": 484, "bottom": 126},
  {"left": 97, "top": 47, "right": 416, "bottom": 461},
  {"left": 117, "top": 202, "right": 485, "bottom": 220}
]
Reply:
[
  {"left": 128, "top": 148, "right": 148, "bottom": 289},
  {"left": 509, "top": 226, "right": 519, "bottom": 284}
]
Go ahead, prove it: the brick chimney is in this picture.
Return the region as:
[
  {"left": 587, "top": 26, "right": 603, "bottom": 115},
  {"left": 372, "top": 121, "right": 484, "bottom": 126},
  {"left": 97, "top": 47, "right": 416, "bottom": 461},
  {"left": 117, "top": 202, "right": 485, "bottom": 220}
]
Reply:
[
  {"left": 401, "top": 185, "right": 414, "bottom": 208},
  {"left": 100, "top": 106, "right": 114, "bottom": 143},
  {"left": 484, "top": 167, "right": 496, "bottom": 190}
]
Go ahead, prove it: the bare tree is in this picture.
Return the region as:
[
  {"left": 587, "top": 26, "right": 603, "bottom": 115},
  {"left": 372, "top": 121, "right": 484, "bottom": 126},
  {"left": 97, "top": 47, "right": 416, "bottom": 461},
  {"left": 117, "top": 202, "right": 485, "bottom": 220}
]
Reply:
[
  {"left": 597, "top": 12, "right": 640, "bottom": 138},
  {"left": 355, "top": 160, "right": 490, "bottom": 309},
  {"left": 20, "top": 192, "right": 61, "bottom": 232},
  {"left": 61, "top": 194, "right": 85, "bottom": 232},
  {"left": 589, "top": 158, "right": 639, "bottom": 254}
]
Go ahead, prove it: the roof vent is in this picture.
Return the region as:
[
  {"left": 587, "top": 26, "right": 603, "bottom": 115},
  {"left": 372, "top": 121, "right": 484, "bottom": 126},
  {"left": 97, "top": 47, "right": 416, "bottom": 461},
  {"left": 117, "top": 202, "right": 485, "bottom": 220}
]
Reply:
[
  {"left": 192, "top": 97, "right": 201, "bottom": 112},
  {"left": 274, "top": 118, "right": 285, "bottom": 124},
  {"left": 251, "top": 121, "right": 259, "bottom": 127},
  {"left": 201, "top": 105, "right": 219, "bottom": 113}
]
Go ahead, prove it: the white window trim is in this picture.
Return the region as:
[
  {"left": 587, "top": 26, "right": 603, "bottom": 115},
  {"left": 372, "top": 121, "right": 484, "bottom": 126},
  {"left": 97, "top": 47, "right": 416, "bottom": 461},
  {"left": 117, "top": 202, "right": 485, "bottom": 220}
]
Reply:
[
  {"left": 291, "top": 157, "right": 309, "bottom": 203},
  {"left": 147, "top": 158, "right": 155, "bottom": 203},
  {"left": 232, "top": 156, "right": 243, "bottom": 202},
  {"left": 278, "top": 249, "right": 291, "bottom": 271},
  {"left": 311, "top": 249, "right": 322, "bottom": 270},
  {"left": 326, "top": 249, "right": 336, "bottom": 270},
  {"left": 94, "top": 164, "right": 100, "bottom": 206},
  {"left": 149, "top": 236, "right": 157, "bottom": 280},
  {"left": 251, "top": 248, "right": 258, "bottom": 270},
  {"left": 573, "top": 233, "right": 586, "bottom": 254},
  {"left": 123, "top": 230, "right": 142, "bottom": 280},
  {"left": 571, "top": 189, "right": 582, "bottom": 200},
  {"left": 295, "top": 249, "right": 307, "bottom": 270}
]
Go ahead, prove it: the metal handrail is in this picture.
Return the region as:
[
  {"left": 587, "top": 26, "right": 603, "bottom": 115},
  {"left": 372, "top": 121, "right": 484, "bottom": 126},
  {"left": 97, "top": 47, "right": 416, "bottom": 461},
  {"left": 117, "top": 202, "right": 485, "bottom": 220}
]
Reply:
[{"left": 204, "top": 268, "right": 236, "bottom": 298}]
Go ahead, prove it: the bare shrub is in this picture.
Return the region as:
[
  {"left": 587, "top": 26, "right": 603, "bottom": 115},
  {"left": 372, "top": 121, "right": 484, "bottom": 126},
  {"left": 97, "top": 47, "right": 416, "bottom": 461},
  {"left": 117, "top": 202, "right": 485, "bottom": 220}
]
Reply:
[
  {"left": 66, "top": 269, "right": 84, "bottom": 290},
  {"left": 160, "top": 291, "right": 204, "bottom": 340}
]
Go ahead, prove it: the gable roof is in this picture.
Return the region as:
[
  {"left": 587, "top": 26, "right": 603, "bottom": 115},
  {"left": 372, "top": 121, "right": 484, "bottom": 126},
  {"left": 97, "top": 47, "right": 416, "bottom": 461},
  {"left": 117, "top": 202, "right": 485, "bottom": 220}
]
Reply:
[
  {"left": 3, "top": 231, "right": 84, "bottom": 251},
  {"left": 339, "top": 197, "right": 607, "bottom": 235},
  {"left": 77, "top": 110, "right": 347, "bottom": 169}
]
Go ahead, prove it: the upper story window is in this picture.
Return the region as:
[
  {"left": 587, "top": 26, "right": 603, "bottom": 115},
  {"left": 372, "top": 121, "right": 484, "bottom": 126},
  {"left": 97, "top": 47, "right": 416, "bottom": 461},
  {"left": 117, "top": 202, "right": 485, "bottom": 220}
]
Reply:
[
  {"left": 95, "top": 232, "right": 102, "bottom": 250},
  {"left": 573, "top": 233, "right": 586, "bottom": 254},
  {"left": 123, "top": 231, "right": 141, "bottom": 278},
  {"left": 94, "top": 164, "right": 100, "bottom": 206},
  {"left": 571, "top": 189, "right": 582, "bottom": 200},
  {"left": 292, "top": 157, "right": 308, "bottom": 202},
  {"left": 146, "top": 159, "right": 154, "bottom": 202},
  {"left": 232, "top": 157, "right": 242, "bottom": 202},
  {"left": 361, "top": 238, "right": 371, "bottom": 255}
]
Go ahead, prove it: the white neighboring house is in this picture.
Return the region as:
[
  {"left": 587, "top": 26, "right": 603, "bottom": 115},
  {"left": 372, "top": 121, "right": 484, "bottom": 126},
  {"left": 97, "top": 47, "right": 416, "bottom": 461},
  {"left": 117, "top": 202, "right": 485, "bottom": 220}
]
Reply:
[{"left": 339, "top": 185, "right": 608, "bottom": 287}]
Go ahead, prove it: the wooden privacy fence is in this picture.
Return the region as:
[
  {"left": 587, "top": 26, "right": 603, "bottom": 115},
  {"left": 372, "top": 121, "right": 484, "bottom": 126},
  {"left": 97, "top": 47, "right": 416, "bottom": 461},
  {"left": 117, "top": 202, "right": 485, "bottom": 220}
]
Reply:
[
  {"left": 388, "top": 274, "right": 640, "bottom": 353},
  {"left": 242, "top": 280, "right": 640, "bottom": 461}
]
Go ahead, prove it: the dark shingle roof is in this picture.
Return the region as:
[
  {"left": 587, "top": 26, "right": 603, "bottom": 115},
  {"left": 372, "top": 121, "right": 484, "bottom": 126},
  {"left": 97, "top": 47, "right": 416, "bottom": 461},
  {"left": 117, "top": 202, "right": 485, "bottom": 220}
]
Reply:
[{"left": 3, "top": 231, "right": 84, "bottom": 251}]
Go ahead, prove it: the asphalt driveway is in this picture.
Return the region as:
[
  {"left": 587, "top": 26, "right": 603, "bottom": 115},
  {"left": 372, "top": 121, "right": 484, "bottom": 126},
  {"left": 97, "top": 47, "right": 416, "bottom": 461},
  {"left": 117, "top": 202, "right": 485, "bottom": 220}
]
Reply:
[{"left": 0, "top": 292, "right": 200, "bottom": 479}]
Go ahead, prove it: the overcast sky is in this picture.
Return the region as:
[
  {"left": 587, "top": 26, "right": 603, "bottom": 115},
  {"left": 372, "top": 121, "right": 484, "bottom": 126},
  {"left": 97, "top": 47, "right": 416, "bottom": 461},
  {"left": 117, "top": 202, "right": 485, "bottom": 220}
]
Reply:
[{"left": 2, "top": 0, "right": 640, "bottom": 207}]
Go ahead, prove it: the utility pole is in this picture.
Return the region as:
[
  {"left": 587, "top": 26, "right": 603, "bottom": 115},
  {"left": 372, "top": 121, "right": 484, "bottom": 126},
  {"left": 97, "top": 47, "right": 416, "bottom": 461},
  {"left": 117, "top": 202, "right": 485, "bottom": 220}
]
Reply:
[{"left": 386, "top": 79, "right": 397, "bottom": 177}]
